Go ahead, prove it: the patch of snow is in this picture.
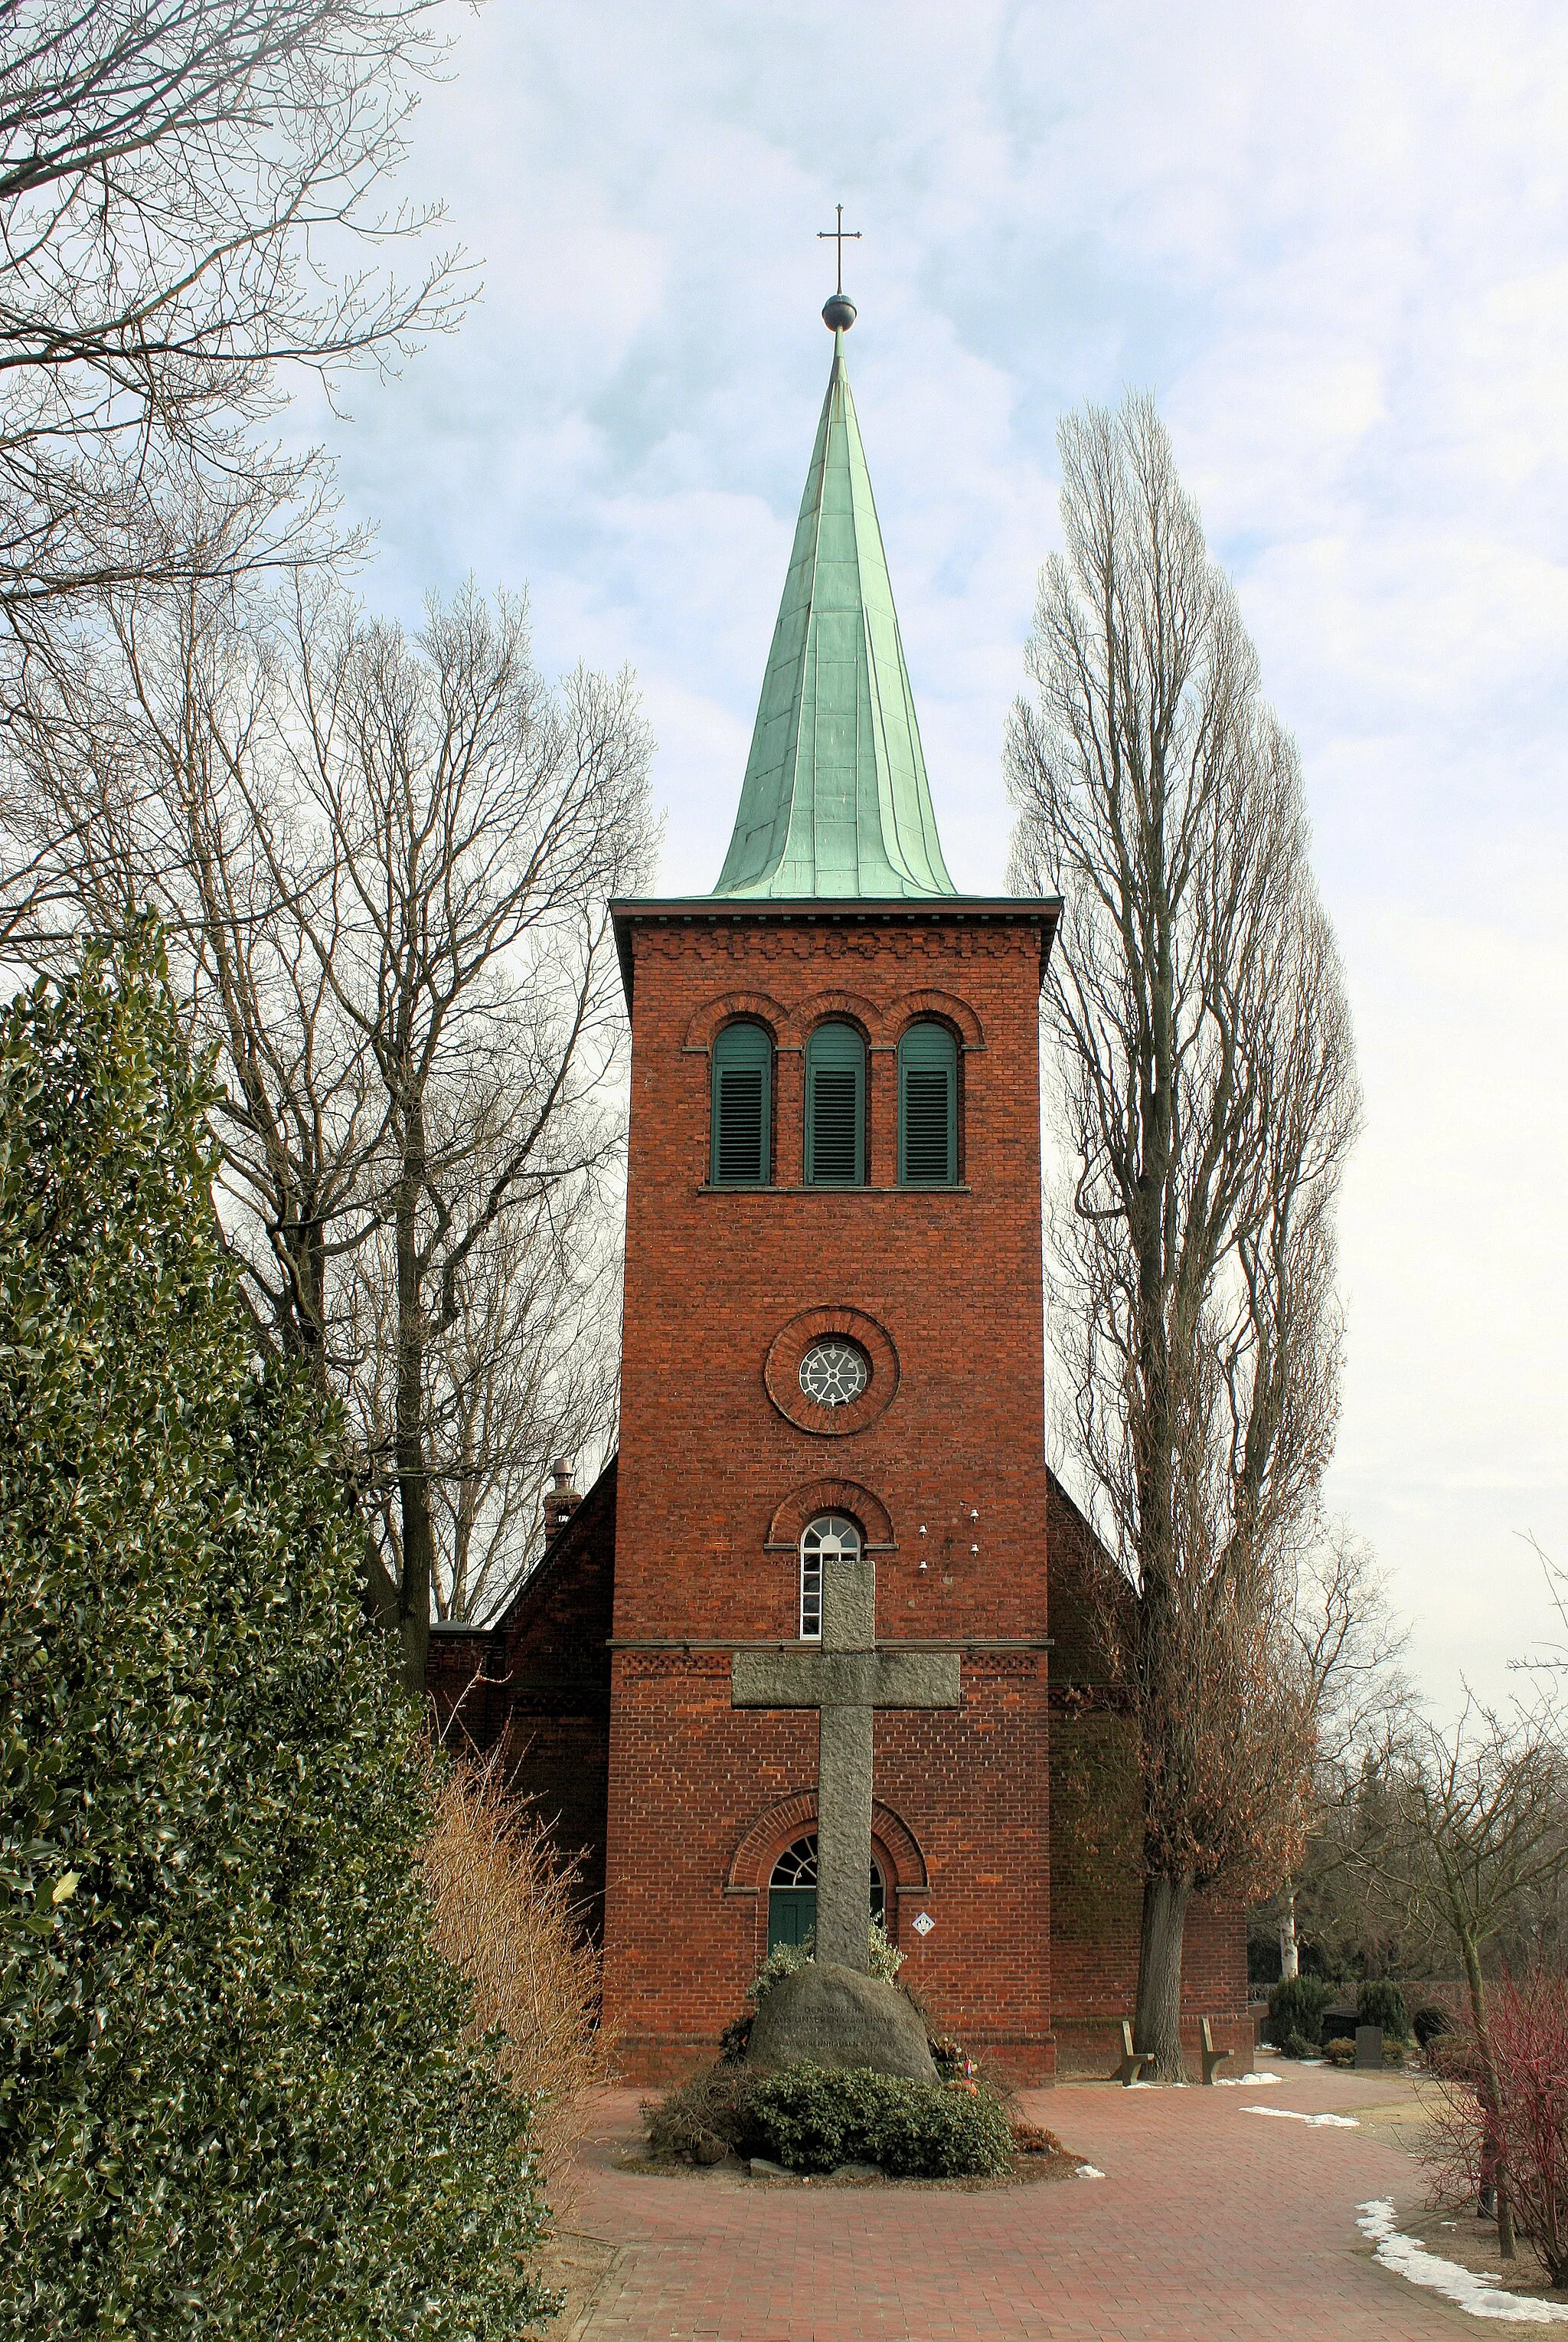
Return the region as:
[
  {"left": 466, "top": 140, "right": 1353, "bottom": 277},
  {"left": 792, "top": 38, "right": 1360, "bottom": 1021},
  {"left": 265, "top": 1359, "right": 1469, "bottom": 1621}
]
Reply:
[
  {"left": 1214, "top": 2071, "right": 1283, "bottom": 2086},
  {"left": 1076, "top": 2164, "right": 1106, "bottom": 2180},
  {"left": 1357, "top": 2200, "right": 1568, "bottom": 2324},
  {"left": 1243, "top": 2107, "right": 1361, "bottom": 2128}
]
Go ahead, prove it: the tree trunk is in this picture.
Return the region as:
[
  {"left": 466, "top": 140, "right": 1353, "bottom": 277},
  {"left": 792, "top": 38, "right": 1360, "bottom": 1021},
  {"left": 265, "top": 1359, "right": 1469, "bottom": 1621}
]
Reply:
[
  {"left": 1460, "top": 1926, "right": 1514, "bottom": 2260},
  {"left": 1135, "top": 1869, "right": 1193, "bottom": 2080},
  {"left": 1279, "top": 1889, "right": 1299, "bottom": 1980},
  {"left": 361, "top": 1535, "right": 403, "bottom": 1641},
  {"left": 394, "top": 1139, "right": 433, "bottom": 1698}
]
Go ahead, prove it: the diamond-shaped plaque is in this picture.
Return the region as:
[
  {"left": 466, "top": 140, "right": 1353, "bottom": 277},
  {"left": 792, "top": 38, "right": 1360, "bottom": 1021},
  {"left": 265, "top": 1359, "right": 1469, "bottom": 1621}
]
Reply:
[{"left": 912, "top": 1910, "right": 935, "bottom": 1937}]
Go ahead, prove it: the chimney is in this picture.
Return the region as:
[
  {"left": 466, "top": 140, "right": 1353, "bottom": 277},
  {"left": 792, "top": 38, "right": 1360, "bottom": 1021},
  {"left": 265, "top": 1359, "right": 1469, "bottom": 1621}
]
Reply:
[{"left": 544, "top": 1458, "right": 582, "bottom": 1546}]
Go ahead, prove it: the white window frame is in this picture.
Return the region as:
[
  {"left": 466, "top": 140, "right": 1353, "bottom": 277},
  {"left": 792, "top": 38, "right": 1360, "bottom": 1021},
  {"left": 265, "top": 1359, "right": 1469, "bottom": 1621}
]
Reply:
[{"left": 799, "top": 1513, "right": 861, "bottom": 1640}]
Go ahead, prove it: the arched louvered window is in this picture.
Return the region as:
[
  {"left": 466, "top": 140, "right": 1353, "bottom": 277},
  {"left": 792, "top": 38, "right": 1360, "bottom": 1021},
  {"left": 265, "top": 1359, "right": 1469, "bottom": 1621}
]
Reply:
[
  {"left": 898, "top": 1021, "right": 958, "bottom": 1185},
  {"left": 805, "top": 1022, "right": 865, "bottom": 1186},
  {"left": 710, "top": 1020, "right": 772, "bottom": 1185}
]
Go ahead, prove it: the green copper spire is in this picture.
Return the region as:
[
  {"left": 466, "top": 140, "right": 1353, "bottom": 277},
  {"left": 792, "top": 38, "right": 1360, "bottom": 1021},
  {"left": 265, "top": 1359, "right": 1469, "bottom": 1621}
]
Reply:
[{"left": 713, "top": 316, "right": 956, "bottom": 900}]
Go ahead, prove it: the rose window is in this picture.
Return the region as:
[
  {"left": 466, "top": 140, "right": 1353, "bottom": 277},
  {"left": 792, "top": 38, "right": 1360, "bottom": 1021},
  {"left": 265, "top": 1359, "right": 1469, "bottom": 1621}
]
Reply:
[{"left": 799, "top": 1339, "right": 870, "bottom": 1408}]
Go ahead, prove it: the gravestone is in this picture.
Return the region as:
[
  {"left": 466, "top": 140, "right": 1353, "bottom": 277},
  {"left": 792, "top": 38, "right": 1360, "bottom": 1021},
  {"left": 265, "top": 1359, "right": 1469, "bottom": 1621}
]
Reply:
[{"left": 1354, "top": 2023, "right": 1383, "bottom": 2071}]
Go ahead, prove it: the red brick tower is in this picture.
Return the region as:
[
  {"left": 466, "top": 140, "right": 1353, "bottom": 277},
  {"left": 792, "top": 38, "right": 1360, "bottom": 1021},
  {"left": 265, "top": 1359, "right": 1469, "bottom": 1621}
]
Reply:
[{"left": 602, "top": 293, "right": 1062, "bottom": 2081}]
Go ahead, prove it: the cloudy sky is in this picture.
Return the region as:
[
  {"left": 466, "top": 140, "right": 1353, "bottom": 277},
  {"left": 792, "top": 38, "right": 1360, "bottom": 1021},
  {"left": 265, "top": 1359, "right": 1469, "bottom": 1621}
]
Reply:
[{"left": 300, "top": 1, "right": 1567, "bottom": 1716}]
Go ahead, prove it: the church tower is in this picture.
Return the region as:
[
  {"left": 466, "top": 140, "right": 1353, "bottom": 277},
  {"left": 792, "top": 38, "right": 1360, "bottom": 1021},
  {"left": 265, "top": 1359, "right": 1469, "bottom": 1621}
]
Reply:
[{"left": 603, "top": 283, "right": 1062, "bottom": 2081}]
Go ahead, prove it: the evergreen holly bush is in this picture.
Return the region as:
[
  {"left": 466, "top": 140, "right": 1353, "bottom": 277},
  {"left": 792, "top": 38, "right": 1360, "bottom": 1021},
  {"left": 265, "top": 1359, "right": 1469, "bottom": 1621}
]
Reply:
[
  {"left": 0, "top": 944, "right": 552, "bottom": 2338},
  {"left": 1267, "top": 1974, "right": 1331, "bottom": 2047},
  {"left": 1357, "top": 1978, "right": 1409, "bottom": 2040}
]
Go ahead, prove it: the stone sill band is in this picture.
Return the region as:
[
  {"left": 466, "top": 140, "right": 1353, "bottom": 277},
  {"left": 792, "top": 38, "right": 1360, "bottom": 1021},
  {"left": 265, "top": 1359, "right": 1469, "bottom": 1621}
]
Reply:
[
  {"left": 608, "top": 1637, "right": 1053, "bottom": 1652},
  {"left": 701, "top": 1183, "right": 972, "bottom": 1196}
]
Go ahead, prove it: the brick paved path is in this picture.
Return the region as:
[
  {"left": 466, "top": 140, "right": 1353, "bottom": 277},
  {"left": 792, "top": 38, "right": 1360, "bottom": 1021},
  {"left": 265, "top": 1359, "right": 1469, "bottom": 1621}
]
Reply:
[{"left": 567, "top": 2066, "right": 1480, "bottom": 2340}]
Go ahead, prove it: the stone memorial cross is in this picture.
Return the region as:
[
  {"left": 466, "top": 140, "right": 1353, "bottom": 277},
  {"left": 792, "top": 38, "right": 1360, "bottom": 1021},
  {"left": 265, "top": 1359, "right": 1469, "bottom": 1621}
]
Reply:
[{"left": 731, "top": 1548, "right": 959, "bottom": 1970}]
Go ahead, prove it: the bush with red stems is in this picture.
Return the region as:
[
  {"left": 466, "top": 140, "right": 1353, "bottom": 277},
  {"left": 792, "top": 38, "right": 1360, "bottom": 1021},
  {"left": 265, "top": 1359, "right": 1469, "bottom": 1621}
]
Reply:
[{"left": 1425, "top": 1975, "right": 1568, "bottom": 2287}]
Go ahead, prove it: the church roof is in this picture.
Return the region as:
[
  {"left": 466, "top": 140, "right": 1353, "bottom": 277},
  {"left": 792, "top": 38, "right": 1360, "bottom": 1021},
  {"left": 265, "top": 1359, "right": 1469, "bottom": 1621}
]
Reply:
[{"left": 713, "top": 326, "right": 956, "bottom": 901}]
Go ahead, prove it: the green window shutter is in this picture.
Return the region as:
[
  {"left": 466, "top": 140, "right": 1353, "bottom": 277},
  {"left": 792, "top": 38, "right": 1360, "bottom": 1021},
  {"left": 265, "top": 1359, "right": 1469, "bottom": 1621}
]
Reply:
[
  {"left": 711, "top": 1022, "right": 772, "bottom": 1184},
  {"left": 898, "top": 1022, "right": 957, "bottom": 1184},
  {"left": 805, "top": 1022, "right": 865, "bottom": 1186}
]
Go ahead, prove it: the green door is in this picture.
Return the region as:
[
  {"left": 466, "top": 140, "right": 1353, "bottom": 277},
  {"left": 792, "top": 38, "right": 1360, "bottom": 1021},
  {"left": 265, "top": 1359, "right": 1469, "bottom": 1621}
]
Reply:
[{"left": 767, "top": 1886, "right": 817, "bottom": 1952}]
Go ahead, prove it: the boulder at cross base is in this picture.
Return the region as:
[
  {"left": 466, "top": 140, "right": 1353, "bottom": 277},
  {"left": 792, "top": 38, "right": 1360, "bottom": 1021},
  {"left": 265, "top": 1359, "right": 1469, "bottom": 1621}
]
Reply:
[{"left": 746, "top": 1962, "right": 938, "bottom": 2082}]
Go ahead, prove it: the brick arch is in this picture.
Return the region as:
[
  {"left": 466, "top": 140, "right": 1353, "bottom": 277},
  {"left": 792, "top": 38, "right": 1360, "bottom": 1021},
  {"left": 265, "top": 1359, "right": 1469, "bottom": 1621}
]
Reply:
[
  {"left": 890, "top": 988, "right": 985, "bottom": 1048},
  {"left": 791, "top": 989, "right": 887, "bottom": 1048},
  {"left": 681, "top": 990, "right": 789, "bottom": 1053},
  {"left": 763, "top": 1305, "right": 901, "bottom": 1437},
  {"left": 726, "top": 1791, "right": 929, "bottom": 1894},
  {"left": 766, "top": 1477, "right": 895, "bottom": 1550}
]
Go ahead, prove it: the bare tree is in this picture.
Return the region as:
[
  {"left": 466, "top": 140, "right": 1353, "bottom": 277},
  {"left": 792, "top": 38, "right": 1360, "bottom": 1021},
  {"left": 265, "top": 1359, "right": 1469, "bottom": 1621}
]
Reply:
[
  {"left": 4, "top": 579, "right": 384, "bottom": 1364},
  {"left": 2, "top": 576, "right": 655, "bottom": 1684},
  {"left": 1334, "top": 1700, "right": 1568, "bottom": 2258},
  {"left": 343, "top": 1140, "right": 622, "bottom": 1625},
  {"left": 1006, "top": 391, "right": 1362, "bottom": 2077},
  {"left": 283, "top": 584, "right": 652, "bottom": 1683},
  {"left": 1264, "top": 1526, "right": 1410, "bottom": 1981},
  {"left": 0, "top": 0, "right": 471, "bottom": 628}
]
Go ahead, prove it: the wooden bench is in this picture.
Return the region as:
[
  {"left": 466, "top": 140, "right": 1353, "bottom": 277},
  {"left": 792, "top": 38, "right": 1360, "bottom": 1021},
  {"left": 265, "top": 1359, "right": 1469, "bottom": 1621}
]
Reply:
[
  {"left": 1200, "top": 2016, "right": 1233, "bottom": 2085},
  {"left": 1116, "top": 2019, "right": 1152, "bottom": 2085}
]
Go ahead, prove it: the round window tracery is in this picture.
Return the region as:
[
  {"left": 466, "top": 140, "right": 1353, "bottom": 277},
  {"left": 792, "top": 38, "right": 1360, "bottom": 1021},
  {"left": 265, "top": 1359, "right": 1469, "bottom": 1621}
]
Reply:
[{"left": 799, "top": 1339, "right": 869, "bottom": 1408}]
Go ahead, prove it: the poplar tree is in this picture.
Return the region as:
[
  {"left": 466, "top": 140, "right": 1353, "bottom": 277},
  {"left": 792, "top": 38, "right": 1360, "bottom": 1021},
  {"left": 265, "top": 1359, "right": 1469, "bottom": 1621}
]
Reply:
[{"left": 1007, "top": 393, "right": 1361, "bottom": 2079}]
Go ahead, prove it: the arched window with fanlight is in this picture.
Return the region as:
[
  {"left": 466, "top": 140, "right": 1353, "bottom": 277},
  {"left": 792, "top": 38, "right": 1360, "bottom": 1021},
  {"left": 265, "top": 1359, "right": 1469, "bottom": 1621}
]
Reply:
[
  {"left": 799, "top": 1512, "right": 860, "bottom": 1640},
  {"left": 897, "top": 1019, "right": 958, "bottom": 1185},
  {"left": 766, "top": 1831, "right": 886, "bottom": 1953},
  {"left": 710, "top": 1019, "right": 772, "bottom": 1185},
  {"left": 804, "top": 1021, "right": 865, "bottom": 1186}
]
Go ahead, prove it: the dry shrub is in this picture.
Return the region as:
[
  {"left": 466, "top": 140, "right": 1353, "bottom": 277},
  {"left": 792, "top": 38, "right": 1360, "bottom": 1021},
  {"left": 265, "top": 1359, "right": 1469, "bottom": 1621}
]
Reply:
[
  {"left": 643, "top": 2066, "right": 756, "bottom": 2165},
  {"left": 1423, "top": 1977, "right": 1568, "bottom": 2288},
  {"left": 420, "top": 1744, "right": 615, "bottom": 2198}
]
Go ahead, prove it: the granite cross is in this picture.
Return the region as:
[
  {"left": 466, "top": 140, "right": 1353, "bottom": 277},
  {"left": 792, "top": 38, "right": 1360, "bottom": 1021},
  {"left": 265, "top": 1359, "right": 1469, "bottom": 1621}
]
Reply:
[{"left": 731, "top": 1549, "right": 959, "bottom": 1971}]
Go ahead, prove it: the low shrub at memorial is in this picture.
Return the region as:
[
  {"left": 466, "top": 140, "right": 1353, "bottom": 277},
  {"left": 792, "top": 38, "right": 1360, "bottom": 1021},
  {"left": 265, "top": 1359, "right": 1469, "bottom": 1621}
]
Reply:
[
  {"left": 644, "top": 2066, "right": 756, "bottom": 2164},
  {"left": 643, "top": 2060, "right": 1014, "bottom": 2177},
  {"left": 1325, "top": 2036, "right": 1357, "bottom": 2068},
  {"left": 1280, "top": 2029, "right": 1314, "bottom": 2059},
  {"left": 745, "top": 2063, "right": 1014, "bottom": 2177},
  {"left": 1357, "top": 1979, "right": 1409, "bottom": 2041}
]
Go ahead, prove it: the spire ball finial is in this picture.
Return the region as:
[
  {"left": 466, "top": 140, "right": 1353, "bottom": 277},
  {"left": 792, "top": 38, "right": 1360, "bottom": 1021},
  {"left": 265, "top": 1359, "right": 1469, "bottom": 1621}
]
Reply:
[{"left": 817, "top": 204, "right": 861, "bottom": 333}]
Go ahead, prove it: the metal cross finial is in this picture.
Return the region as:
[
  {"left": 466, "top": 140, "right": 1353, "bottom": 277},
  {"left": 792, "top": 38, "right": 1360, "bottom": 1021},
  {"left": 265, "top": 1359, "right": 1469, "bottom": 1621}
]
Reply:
[{"left": 818, "top": 203, "right": 861, "bottom": 296}]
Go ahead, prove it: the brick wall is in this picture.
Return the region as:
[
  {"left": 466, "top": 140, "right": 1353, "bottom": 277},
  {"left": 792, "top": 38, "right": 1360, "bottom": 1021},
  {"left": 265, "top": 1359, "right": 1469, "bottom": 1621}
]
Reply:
[
  {"left": 604, "top": 907, "right": 1057, "bottom": 2080},
  {"left": 427, "top": 1458, "right": 616, "bottom": 1928}
]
